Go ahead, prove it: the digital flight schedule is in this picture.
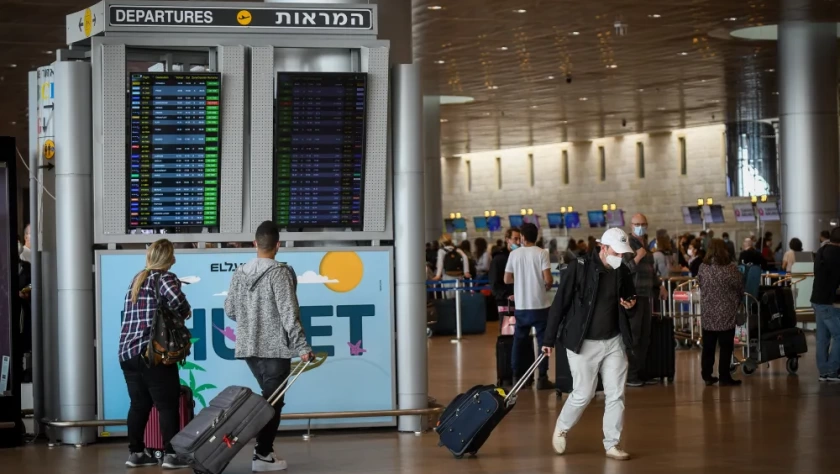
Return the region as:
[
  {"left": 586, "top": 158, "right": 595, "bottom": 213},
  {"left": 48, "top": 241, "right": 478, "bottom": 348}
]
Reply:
[
  {"left": 127, "top": 72, "right": 220, "bottom": 230},
  {"left": 274, "top": 72, "right": 366, "bottom": 228}
]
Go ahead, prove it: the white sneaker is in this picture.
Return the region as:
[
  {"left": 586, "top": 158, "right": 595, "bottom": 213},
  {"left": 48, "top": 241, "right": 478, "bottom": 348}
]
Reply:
[
  {"left": 606, "top": 446, "right": 630, "bottom": 460},
  {"left": 552, "top": 429, "right": 568, "bottom": 455},
  {"left": 252, "top": 452, "right": 288, "bottom": 472}
]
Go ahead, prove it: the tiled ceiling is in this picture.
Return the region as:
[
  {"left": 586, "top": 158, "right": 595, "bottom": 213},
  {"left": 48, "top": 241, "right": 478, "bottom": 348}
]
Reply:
[{"left": 0, "top": 0, "right": 838, "bottom": 160}]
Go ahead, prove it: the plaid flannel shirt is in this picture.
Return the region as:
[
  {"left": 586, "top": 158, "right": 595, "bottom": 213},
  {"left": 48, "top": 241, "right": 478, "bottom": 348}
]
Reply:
[{"left": 118, "top": 270, "right": 191, "bottom": 362}]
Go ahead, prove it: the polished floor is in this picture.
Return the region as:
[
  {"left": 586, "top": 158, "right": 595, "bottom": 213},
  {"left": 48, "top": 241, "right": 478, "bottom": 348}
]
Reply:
[{"left": 3, "top": 323, "right": 840, "bottom": 473}]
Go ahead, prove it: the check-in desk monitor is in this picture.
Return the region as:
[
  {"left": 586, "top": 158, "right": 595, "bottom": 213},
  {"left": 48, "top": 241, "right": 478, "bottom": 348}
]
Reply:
[
  {"left": 126, "top": 72, "right": 221, "bottom": 233},
  {"left": 274, "top": 72, "right": 367, "bottom": 229}
]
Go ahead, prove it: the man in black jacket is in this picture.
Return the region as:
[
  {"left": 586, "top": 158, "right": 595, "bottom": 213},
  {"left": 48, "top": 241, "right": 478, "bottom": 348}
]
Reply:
[
  {"left": 811, "top": 226, "right": 840, "bottom": 382},
  {"left": 542, "top": 228, "right": 637, "bottom": 461},
  {"left": 489, "top": 227, "right": 520, "bottom": 308}
]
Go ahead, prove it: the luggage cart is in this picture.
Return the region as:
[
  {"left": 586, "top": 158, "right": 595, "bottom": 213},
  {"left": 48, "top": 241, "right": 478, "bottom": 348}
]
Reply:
[
  {"left": 672, "top": 279, "right": 701, "bottom": 349},
  {"left": 735, "top": 291, "right": 803, "bottom": 376}
]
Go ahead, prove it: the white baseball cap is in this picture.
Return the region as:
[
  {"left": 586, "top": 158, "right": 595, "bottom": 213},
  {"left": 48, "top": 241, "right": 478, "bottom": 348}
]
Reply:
[{"left": 597, "top": 228, "right": 633, "bottom": 254}]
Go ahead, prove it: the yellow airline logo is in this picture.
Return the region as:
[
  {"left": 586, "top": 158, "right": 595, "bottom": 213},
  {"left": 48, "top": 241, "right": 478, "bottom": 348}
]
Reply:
[
  {"left": 44, "top": 140, "right": 55, "bottom": 160},
  {"left": 236, "top": 10, "right": 252, "bottom": 26}
]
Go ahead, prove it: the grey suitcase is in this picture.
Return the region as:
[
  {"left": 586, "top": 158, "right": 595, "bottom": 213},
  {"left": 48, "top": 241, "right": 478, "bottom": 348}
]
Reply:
[{"left": 171, "top": 360, "right": 309, "bottom": 474}]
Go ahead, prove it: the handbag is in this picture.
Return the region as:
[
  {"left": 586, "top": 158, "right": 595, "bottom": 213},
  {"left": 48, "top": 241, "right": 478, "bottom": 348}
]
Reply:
[{"left": 146, "top": 274, "right": 192, "bottom": 366}]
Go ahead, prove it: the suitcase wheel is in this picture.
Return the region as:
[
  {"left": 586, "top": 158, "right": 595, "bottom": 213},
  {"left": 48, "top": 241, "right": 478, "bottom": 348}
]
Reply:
[
  {"left": 786, "top": 357, "right": 799, "bottom": 375},
  {"left": 152, "top": 450, "right": 163, "bottom": 460}
]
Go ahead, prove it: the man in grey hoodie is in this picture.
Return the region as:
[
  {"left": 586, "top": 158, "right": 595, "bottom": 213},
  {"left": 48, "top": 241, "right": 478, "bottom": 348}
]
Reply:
[{"left": 224, "top": 221, "right": 313, "bottom": 472}]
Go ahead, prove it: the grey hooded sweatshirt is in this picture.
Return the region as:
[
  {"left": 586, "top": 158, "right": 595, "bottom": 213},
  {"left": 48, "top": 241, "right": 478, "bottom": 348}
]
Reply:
[{"left": 224, "top": 258, "right": 311, "bottom": 359}]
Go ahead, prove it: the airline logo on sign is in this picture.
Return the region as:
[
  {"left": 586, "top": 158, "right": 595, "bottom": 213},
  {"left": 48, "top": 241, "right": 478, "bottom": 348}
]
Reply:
[{"left": 108, "top": 5, "right": 374, "bottom": 30}]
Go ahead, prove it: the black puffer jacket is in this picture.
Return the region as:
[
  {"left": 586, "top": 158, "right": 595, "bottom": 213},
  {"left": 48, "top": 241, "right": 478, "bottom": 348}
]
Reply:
[
  {"left": 544, "top": 254, "right": 637, "bottom": 355},
  {"left": 489, "top": 248, "right": 513, "bottom": 305}
]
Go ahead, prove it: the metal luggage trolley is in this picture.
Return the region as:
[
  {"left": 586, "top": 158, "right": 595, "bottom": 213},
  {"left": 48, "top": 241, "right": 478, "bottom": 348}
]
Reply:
[
  {"left": 734, "top": 290, "right": 801, "bottom": 376},
  {"left": 672, "top": 279, "right": 702, "bottom": 349}
]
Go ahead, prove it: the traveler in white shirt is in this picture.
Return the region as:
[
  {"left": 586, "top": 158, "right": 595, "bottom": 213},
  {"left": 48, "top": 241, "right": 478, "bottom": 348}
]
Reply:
[{"left": 504, "top": 223, "right": 554, "bottom": 389}]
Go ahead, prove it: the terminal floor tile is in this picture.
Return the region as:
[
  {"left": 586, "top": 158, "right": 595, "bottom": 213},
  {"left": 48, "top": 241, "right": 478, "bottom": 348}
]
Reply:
[{"left": 2, "top": 323, "right": 839, "bottom": 473}]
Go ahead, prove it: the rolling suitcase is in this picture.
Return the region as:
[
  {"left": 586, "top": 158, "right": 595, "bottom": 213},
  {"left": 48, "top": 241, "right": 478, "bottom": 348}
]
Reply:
[
  {"left": 437, "top": 353, "right": 547, "bottom": 458},
  {"left": 171, "top": 360, "right": 310, "bottom": 474},
  {"left": 645, "top": 315, "right": 676, "bottom": 382},
  {"left": 145, "top": 385, "right": 195, "bottom": 460}
]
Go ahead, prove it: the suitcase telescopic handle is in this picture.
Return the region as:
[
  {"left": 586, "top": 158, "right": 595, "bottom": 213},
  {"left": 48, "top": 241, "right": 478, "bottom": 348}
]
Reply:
[
  {"left": 504, "top": 352, "right": 548, "bottom": 405},
  {"left": 267, "top": 359, "right": 311, "bottom": 407}
]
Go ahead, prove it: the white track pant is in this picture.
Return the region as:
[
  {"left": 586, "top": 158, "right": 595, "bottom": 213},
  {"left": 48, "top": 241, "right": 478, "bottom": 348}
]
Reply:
[{"left": 555, "top": 335, "right": 628, "bottom": 450}]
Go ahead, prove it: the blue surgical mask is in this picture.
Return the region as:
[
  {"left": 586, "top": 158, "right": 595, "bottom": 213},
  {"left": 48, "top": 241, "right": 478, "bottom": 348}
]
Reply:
[
  {"left": 510, "top": 244, "right": 520, "bottom": 251},
  {"left": 633, "top": 226, "right": 647, "bottom": 237}
]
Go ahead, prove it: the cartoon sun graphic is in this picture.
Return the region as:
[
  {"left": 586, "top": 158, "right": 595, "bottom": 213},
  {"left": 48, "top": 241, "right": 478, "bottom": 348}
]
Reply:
[{"left": 319, "top": 252, "right": 364, "bottom": 292}]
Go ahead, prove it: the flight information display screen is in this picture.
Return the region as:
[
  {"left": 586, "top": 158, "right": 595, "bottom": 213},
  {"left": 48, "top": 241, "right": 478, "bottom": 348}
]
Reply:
[
  {"left": 127, "top": 72, "right": 220, "bottom": 231},
  {"left": 274, "top": 72, "right": 366, "bottom": 229}
]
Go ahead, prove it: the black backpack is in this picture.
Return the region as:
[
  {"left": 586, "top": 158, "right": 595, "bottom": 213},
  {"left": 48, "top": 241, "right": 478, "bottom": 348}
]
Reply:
[
  {"left": 146, "top": 274, "right": 192, "bottom": 366},
  {"left": 443, "top": 249, "right": 464, "bottom": 275}
]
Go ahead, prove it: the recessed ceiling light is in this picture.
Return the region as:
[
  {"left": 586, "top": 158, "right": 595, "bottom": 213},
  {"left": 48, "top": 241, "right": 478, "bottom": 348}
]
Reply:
[
  {"left": 440, "top": 118, "right": 449, "bottom": 123},
  {"left": 657, "top": 107, "right": 666, "bottom": 111},
  {"left": 678, "top": 52, "right": 689, "bottom": 56},
  {"left": 766, "top": 68, "right": 775, "bottom": 72},
  {"left": 513, "top": 9, "right": 527, "bottom": 13},
  {"left": 560, "top": 120, "right": 568, "bottom": 124},
  {"left": 497, "top": 46, "right": 509, "bottom": 51},
  {"left": 44, "top": 50, "right": 53, "bottom": 55},
  {"left": 569, "top": 31, "right": 580, "bottom": 36},
  {"left": 8, "top": 64, "right": 17, "bottom": 68},
  {"left": 648, "top": 14, "right": 661, "bottom": 18},
  {"left": 427, "top": 5, "right": 443, "bottom": 10},
  {"left": 579, "top": 97, "right": 588, "bottom": 101},
  {"left": 530, "top": 105, "right": 539, "bottom": 109},
  {"left": 10, "top": 121, "right": 16, "bottom": 125},
  {"left": 434, "top": 60, "right": 445, "bottom": 64},
  {"left": 547, "top": 75, "right": 555, "bottom": 80},
  {"left": 484, "top": 112, "right": 492, "bottom": 116},
  {"left": 607, "top": 64, "right": 618, "bottom": 69},
  {"left": 489, "top": 85, "right": 499, "bottom": 90},
  {"left": 773, "top": 91, "right": 780, "bottom": 95},
  {"left": 637, "top": 88, "right": 645, "bottom": 92},
  {"left": 725, "top": 17, "right": 738, "bottom": 21}
]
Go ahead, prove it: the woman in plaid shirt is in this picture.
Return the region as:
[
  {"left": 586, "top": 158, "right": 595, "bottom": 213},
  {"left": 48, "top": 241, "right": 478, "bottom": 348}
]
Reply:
[{"left": 118, "top": 239, "right": 192, "bottom": 469}]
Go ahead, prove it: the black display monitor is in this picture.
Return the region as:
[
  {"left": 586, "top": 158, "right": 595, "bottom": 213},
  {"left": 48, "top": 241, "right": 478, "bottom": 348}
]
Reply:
[
  {"left": 274, "top": 72, "right": 367, "bottom": 229},
  {"left": 126, "top": 72, "right": 221, "bottom": 233}
]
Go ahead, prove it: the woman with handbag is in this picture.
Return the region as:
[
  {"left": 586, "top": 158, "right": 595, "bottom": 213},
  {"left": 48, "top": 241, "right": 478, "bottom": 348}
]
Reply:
[
  {"left": 697, "top": 238, "right": 744, "bottom": 387},
  {"left": 118, "top": 239, "right": 193, "bottom": 469}
]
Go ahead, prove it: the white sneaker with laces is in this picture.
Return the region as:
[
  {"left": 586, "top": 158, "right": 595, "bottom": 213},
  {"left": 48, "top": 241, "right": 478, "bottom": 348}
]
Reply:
[
  {"left": 552, "top": 429, "right": 567, "bottom": 455},
  {"left": 606, "top": 446, "right": 630, "bottom": 460},
  {"left": 252, "top": 452, "right": 288, "bottom": 472}
]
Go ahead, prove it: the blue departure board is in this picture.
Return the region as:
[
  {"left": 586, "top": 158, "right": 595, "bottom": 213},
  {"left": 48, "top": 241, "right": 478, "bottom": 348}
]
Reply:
[
  {"left": 274, "top": 72, "right": 366, "bottom": 229},
  {"left": 127, "top": 72, "right": 220, "bottom": 231}
]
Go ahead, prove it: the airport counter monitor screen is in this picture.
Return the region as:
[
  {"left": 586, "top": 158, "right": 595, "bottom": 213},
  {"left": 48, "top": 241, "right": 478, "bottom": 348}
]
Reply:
[
  {"left": 127, "top": 72, "right": 220, "bottom": 232},
  {"left": 275, "top": 72, "right": 367, "bottom": 229}
]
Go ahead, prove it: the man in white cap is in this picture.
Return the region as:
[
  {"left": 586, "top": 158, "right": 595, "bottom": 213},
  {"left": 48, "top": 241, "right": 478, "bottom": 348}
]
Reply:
[{"left": 543, "top": 227, "right": 638, "bottom": 461}]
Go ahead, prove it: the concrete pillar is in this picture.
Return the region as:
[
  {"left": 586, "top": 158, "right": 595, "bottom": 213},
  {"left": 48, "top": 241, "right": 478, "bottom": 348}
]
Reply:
[
  {"left": 423, "top": 96, "right": 442, "bottom": 242},
  {"left": 778, "top": 6, "right": 840, "bottom": 250},
  {"left": 393, "top": 63, "right": 428, "bottom": 432},
  {"left": 54, "top": 61, "right": 96, "bottom": 445}
]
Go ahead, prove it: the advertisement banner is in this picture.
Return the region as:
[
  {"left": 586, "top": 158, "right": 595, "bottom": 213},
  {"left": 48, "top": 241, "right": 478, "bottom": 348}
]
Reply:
[
  {"left": 756, "top": 202, "right": 780, "bottom": 221},
  {"left": 97, "top": 249, "right": 394, "bottom": 435},
  {"left": 732, "top": 203, "right": 755, "bottom": 223}
]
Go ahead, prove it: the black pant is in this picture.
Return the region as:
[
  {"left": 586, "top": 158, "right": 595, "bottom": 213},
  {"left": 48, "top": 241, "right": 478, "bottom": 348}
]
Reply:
[
  {"left": 246, "top": 358, "right": 292, "bottom": 457},
  {"left": 701, "top": 328, "right": 736, "bottom": 381},
  {"left": 120, "top": 354, "right": 180, "bottom": 454},
  {"left": 628, "top": 297, "right": 652, "bottom": 381}
]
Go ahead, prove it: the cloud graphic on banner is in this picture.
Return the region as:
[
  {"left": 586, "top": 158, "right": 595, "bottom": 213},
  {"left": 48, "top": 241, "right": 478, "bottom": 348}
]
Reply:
[
  {"left": 213, "top": 291, "right": 228, "bottom": 297},
  {"left": 297, "top": 271, "right": 339, "bottom": 285},
  {"left": 180, "top": 276, "right": 201, "bottom": 285}
]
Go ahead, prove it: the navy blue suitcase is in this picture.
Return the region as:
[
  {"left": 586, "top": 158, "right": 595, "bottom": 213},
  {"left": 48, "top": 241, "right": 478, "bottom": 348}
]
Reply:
[{"left": 437, "top": 353, "right": 547, "bottom": 458}]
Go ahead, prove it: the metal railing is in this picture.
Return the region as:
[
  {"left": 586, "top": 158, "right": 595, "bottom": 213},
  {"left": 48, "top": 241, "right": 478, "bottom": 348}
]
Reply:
[{"left": 41, "top": 405, "right": 446, "bottom": 444}]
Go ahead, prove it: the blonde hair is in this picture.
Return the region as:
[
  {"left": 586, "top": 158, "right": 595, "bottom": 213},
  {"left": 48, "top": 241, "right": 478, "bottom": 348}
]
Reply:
[
  {"left": 438, "top": 233, "right": 454, "bottom": 248},
  {"left": 130, "top": 239, "right": 176, "bottom": 303}
]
